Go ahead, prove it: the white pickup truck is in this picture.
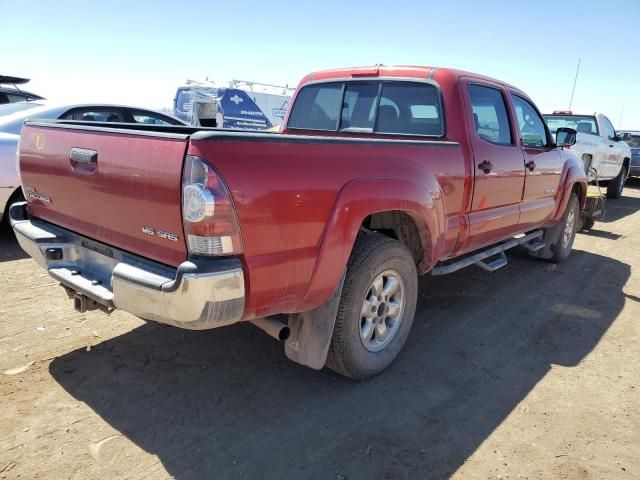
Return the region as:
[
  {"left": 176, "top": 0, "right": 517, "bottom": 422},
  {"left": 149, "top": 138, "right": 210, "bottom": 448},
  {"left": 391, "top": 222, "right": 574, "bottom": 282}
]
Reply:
[{"left": 543, "top": 111, "right": 631, "bottom": 198}]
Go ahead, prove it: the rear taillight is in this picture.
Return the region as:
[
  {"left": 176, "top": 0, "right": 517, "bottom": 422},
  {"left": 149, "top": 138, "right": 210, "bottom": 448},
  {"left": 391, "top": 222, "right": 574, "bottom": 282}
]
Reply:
[{"left": 182, "top": 155, "right": 242, "bottom": 256}]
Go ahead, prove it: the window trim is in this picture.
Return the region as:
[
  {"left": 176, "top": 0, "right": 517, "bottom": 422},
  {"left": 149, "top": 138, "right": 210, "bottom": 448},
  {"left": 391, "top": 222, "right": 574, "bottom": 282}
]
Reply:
[
  {"left": 467, "top": 82, "right": 514, "bottom": 147},
  {"left": 511, "top": 93, "right": 553, "bottom": 149},
  {"left": 286, "top": 77, "right": 446, "bottom": 139}
]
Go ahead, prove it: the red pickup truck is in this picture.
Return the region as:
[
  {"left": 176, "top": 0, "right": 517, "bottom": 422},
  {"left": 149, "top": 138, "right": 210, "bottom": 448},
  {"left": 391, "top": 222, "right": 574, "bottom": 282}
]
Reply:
[{"left": 10, "top": 65, "right": 587, "bottom": 379}]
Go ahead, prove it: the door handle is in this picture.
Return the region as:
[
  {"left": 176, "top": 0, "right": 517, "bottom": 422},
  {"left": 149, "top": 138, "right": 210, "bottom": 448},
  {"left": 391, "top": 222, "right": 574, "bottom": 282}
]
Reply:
[
  {"left": 477, "top": 160, "right": 493, "bottom": 174},
  {"left": 525, "top": 160, "right": 536, "bottom": 172},
  {"left": 69, "top": 148, "right": 98, "bottom": 164}
]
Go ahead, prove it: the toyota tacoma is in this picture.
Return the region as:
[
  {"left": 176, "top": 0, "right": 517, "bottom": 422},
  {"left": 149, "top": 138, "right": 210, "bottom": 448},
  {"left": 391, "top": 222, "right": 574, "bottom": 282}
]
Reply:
[{"left": 10, "top": 65, "right": 587, "bottom": 379}]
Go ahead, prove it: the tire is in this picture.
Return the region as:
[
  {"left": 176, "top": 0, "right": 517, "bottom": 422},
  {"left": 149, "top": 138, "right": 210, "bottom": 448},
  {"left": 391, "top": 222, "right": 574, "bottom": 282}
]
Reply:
[
  {"left": 529, "top": 193, "right": 579, "bottom": 263},
  {"left": 581, "top": 154, "right": 592, "bottom": 176},
  {"left": 606, "top": 165, "right": 627, "bottom": 199},
  {"left": 1, "top": 188, "right": 24, "bottom": 226},
  {"left": 580, "top": 216, "right": 595, "bottom": 231},
  {"left": 326, "top": 233, "right": 418, "bottom": 380}
]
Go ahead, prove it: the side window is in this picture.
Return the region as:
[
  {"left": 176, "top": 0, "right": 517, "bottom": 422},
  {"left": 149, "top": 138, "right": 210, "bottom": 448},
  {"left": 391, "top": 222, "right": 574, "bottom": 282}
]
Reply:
[
  {"left": 58, "top": 110, "right": 74, "bottom": 120},
  {"left": 131, "top": 110, "right": 174, "bottom": 125},
  {"left": 6, "top": 93, "right": 26, "bottom": 103},
  {"left": 602, "top": 116, "right": 616, "bottom": 139},
  {"left": 287, "top": 83, "right": 342, "bottom": 130},
  {"left": 340, "top": 83, "right": 378, "bottom": 130},
  {"left": 511, "top": 96, "right": 548, "bottom": 148},
  {"left": 468, "top": 85, "right": 512, "bottom": 145},
  {"left": 375, "top": 83, "right": 443, "bottom": 136}
]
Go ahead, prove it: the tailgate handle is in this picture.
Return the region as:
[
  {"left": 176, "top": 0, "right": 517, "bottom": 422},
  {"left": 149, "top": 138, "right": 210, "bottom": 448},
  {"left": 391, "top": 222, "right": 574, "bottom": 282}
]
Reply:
[{"left": 69, "top": 148, "right": 98, "bottom": 164}]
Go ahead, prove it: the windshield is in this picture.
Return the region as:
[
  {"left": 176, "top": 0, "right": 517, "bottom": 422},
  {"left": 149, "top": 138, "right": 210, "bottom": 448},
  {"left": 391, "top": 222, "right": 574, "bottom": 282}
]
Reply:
[
  {"left": 543, "top": 114, "right": 598, "bottom": 135},
  {"left": 620, "top": 133, "right": 640, "bottom": 148},
  {"left": 0, "top": 105, "right": 60, "bottom": 135}
]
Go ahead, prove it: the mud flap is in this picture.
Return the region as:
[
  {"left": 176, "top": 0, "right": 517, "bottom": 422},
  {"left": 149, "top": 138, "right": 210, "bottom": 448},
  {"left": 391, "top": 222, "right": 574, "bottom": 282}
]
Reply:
[
  {"left": 529, "top": 220, "right": 563, "bottom": 260},
  {"left": 285, "top": 274, "right": 345, "bottom": 370}
]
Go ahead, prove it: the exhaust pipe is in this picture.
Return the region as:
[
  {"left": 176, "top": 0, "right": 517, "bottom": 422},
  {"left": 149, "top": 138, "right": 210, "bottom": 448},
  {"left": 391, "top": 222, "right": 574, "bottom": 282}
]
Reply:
[{"left": 250, "top": 317, "right": 290, "bottom": 341}]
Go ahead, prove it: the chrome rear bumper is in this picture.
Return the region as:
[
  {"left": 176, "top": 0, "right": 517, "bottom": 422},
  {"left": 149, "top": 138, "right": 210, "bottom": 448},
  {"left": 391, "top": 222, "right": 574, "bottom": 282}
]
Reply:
[{"left": 9, "top": 202, "right": 245, "bottom": 330}]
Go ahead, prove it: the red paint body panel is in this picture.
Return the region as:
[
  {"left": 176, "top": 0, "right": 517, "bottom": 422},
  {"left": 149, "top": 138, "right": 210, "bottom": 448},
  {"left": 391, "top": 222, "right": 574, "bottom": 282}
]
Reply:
[
  {"left": 18, "top": 65, "right": 587, "bottom": 323},
  {"left": 188, "top": 138, "right": 463, "bottom": 319},
  {"left": 20, "top": 125, "right": 189, "bottom": 266}
]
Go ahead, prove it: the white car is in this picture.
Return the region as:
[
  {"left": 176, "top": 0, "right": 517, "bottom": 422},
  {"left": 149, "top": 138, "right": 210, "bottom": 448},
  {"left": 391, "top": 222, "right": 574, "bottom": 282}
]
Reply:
[
  {"left": 543, "top": 111, "right": 632, "bottom": 198},
  {"left": 0, "top": 103, "right": 185, "bottom": 224}
]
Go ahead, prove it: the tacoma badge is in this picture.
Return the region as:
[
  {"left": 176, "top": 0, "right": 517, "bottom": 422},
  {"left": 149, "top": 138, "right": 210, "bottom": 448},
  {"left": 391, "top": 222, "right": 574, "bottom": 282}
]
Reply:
[
  {"left": 141, "top": 226, "right": 179, "bottom": 242},
  {"left": 23, "top": 185, "right": 52, "bottom": 204}
]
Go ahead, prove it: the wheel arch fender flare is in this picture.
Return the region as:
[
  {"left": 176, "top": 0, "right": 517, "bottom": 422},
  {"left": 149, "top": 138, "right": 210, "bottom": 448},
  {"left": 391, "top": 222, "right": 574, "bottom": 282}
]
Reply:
[
  {"left": 553, "top": 160, "right": 588, "bottom": 223},
  {"left": 297, "top": 174, "right": 446, "bottom": 312}
]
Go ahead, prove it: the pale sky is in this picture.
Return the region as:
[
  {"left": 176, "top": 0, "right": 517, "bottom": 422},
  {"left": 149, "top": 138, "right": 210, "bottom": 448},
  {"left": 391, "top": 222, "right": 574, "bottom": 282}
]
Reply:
[{"left": 2, "top": 0, "right": 639, "bottom": 128}]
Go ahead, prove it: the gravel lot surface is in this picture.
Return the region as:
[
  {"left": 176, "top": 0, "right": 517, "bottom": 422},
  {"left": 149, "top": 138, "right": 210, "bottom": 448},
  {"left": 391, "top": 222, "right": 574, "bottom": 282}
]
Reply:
[{"left": 1, "top": 180, "right": 639, "bottom": 479}]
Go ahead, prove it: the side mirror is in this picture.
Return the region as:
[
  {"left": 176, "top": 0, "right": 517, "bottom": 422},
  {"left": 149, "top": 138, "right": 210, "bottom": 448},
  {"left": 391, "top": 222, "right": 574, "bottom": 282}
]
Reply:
[
  {"left": 620, "top": 132, "right": 631, "bottom": 141},
  {"left": 556, "top": 127, "right": 577, "bottom": 147}
]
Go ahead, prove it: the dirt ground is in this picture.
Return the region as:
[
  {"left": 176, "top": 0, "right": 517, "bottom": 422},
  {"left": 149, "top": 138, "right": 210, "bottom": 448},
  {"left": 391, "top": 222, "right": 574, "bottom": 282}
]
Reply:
[{"left": 1, "top": 181, "right": 639, "bottom": 480}]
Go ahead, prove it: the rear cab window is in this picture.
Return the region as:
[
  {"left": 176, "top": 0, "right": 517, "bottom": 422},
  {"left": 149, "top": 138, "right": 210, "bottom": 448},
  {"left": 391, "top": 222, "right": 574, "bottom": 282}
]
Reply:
[{"left": 287, "top": 80, "right": 444, "bottom": 137}]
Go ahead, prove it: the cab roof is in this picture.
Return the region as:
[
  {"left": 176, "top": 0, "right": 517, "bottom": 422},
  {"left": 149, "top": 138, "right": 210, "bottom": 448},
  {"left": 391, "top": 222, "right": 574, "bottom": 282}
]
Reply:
[{"left": 300, "top": 65, "right": 520, "bottom": 91}]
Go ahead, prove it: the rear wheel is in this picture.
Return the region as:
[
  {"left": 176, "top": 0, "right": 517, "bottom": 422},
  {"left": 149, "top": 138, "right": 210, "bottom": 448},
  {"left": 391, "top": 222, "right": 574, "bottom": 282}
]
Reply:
[
  {"left": 326, "top": 233, "right": 418, "bottom": 380},
  {"left": 1, "top": 188, "right": 24, "bottom": 226},
  {"left": 606, "top": 165, "right": 627, "bottom": 199}
]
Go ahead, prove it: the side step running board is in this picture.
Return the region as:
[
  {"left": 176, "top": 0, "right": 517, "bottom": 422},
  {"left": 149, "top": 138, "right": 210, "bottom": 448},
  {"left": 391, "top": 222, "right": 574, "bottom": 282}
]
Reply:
[
  {"left": 431, "top": 230, "right": 544, "bottom": 276},
  {"left": 476, "top": 252, "right": 507, "bottom": 272}
]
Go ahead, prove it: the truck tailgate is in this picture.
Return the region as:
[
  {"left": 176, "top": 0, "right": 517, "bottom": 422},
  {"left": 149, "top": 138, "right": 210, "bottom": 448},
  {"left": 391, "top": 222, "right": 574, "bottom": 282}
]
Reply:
[{"left": 19, "top": 123, "right": 189, "bottom": 267}]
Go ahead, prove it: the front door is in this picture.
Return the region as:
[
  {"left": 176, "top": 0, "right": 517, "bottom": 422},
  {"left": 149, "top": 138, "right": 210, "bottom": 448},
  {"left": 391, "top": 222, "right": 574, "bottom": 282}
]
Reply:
[
  {"left": 463, "top": 80, "right": 525, "bottom": 252},
  {"left": 510, "top": 94, "right": 562, "bottom": 229}
]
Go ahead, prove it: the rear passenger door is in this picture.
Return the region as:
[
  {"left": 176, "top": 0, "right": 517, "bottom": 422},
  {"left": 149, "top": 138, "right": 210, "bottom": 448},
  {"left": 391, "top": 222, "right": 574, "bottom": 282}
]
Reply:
[
  {"left": 462, "top": 80, "right": 525, "bottom": 250},
  {"left": 510, "top": 94, "right": 562, "bottom": 228}
]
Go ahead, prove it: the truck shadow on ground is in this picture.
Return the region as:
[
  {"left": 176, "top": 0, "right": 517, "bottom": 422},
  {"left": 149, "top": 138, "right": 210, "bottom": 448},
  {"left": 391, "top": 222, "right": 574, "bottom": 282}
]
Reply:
[
  {"left": 578, "top": 178, "right": 640, "bottom": 238},
  {"left": 0, "top": 227, "right": 27, "bottom": 263},
  {"left": 50, "top": 248, "right": 629, "bottom": 480}
]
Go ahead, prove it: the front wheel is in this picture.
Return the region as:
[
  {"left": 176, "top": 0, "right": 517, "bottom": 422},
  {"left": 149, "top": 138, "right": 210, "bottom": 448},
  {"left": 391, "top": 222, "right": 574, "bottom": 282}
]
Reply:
[
  {"left": 326, "top": 233, "right": 418, "bottom": 380},
  {"left": 606, "top": 165, "right": 627, "bottom": 199},
  {"left": 529, "top": 193, "right": 579, "bottom": 263}
]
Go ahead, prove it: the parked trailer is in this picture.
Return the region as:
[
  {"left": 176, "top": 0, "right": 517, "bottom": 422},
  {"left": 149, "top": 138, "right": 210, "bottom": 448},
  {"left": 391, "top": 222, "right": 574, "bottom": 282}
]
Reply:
[{"left": 173, "top": 79, "right": 293, "bottom": 130}]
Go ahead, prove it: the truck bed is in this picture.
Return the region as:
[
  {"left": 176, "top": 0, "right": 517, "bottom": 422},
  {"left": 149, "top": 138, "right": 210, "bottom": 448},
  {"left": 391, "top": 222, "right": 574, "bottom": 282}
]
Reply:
[{"left": 19, "top": 120, "right": 466, "bottom": 317}]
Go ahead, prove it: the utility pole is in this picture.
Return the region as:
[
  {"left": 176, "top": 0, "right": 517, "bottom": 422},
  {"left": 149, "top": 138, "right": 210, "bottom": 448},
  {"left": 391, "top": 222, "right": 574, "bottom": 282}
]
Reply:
[{"left": 569, "top": 58, "right": 581, "bottom": 110}]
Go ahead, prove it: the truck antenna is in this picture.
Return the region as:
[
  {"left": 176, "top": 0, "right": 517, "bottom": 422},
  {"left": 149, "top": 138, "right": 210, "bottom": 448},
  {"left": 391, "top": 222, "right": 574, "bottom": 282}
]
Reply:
[
  {"left": 618, "top": 106, "right": 624, "bottom": 127},
  {"left": 568, "top": 58, "right": 581, "bottom": 110}
]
